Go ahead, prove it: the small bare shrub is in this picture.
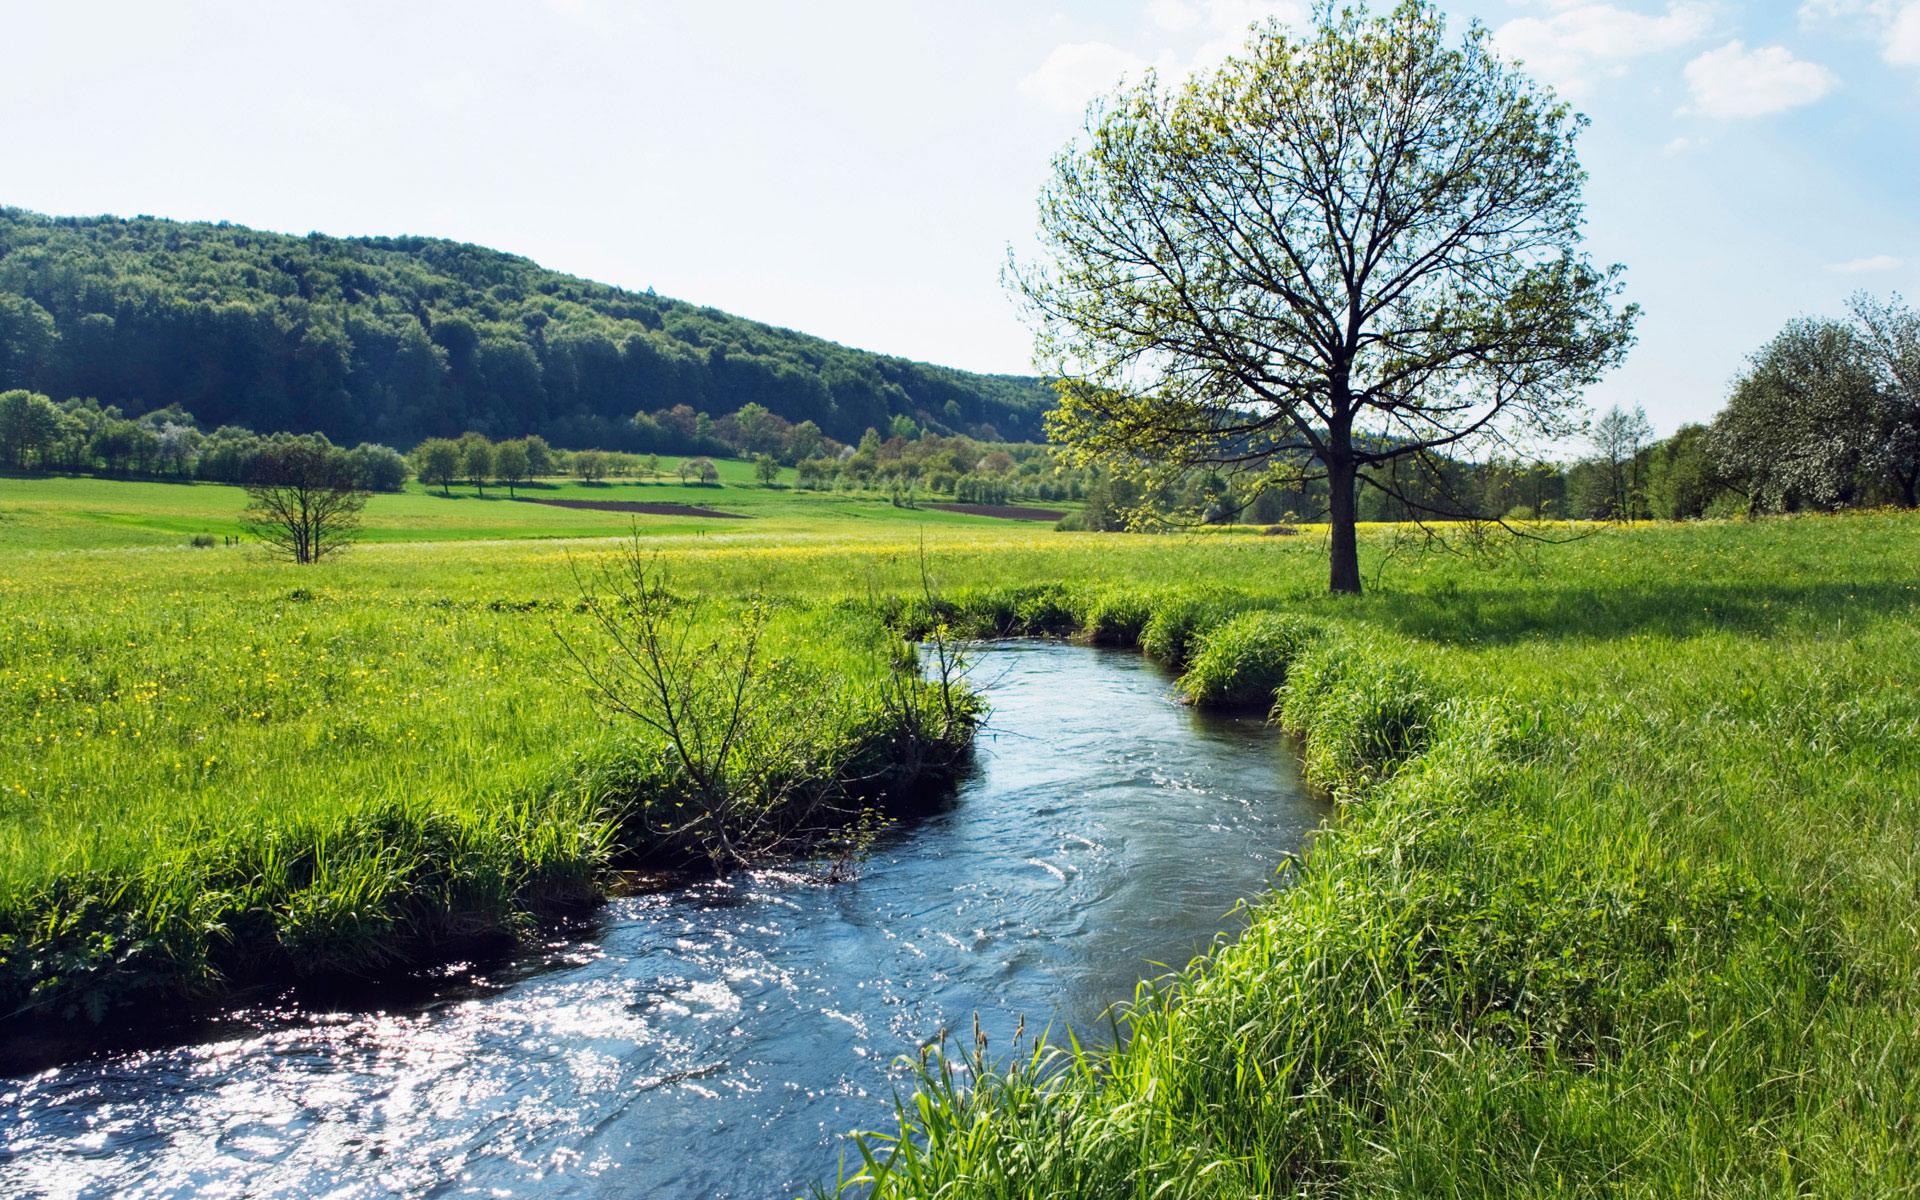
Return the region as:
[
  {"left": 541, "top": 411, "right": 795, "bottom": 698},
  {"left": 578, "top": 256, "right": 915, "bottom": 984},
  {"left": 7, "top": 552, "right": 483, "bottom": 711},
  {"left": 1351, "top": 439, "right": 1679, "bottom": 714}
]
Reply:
[{"left": 555, "top": 540, "right": 973, "bottom": 871}]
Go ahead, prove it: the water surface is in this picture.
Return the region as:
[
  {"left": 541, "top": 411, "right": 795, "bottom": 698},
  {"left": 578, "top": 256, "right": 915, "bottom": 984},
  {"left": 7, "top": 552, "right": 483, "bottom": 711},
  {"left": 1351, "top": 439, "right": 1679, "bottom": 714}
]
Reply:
[{"left": 1, "top": 642, "right": 1320, "bottom": 1199}]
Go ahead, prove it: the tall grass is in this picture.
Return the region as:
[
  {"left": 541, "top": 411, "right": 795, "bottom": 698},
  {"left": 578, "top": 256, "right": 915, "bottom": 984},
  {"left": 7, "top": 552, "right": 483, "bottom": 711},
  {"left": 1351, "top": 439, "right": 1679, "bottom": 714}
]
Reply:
[
  {"left": 839, "top": 518, "right": 1920, "bottom": 1198},
  {"left": 0, "top": 540, "right": 974, "bottom": 1023},
  {"left": 4, "top": 493, "right": 1918, "bottom": 1194}
]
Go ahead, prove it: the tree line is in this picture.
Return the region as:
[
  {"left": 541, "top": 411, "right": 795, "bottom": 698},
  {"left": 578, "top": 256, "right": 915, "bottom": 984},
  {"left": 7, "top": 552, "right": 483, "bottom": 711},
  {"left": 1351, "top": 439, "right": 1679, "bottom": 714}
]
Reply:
[
  {"left": 408, "top": 425, "right": 1086, "bottom": 504},
  {"left": 0, "top": 209, "right": 1051, "bottom": 452},
  {"left": 1499, "top": 293, "right": 1918, "bottom": 521},
  {"left": 0, "top": 390, "right": 409, "bottom": 491},
  {"left": 0, "top": 386, "right": 1070, "bottom": 501},
  {"left": 1064, "top": 291, "right": 1918, "bottom": 531}
]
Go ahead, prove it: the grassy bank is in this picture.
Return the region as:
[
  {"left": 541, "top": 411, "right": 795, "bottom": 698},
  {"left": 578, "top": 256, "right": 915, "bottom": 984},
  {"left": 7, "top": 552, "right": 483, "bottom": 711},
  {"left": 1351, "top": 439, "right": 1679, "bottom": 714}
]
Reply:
[
  {"left": 845, "top": 516, "right": 1920, "bottom": 1196},
  {"left": 0, "top": 532, "right": 978, "bottom": 1026},
  {"left": 4, "top": 478, "right": 1918, "bottom": 1192}
]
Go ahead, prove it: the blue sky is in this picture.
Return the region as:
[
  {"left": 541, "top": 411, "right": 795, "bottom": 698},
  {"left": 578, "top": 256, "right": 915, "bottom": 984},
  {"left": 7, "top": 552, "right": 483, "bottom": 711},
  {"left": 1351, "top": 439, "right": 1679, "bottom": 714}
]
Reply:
[{"left": 3, "top": 1, "right": 1916, "bottom": 435}]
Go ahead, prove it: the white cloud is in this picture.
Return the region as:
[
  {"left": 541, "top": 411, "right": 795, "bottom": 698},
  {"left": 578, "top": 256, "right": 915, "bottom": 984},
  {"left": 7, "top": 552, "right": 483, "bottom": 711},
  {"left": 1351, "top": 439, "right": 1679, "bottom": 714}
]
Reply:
[
  {"left": 1888, "top": 2, "right": 1920, "bottom": 63},
  {"left": 1828, "top": 254, "right": 1906, "bottom": 273},
  {"left": 1798, "top": 0, "right": 1920, "bottom": 65},
  {"left": 1019, "top": 42, "right": 1151, "bottom": 113},
  {"left": 1492, "top": 3, "right": 1716, "bottom": 98},
  {"left": 1184, "top": 2, "right": 1310, "bottom": 72},
  {"left": 1021, "top": 1, "right": 1308, "bottom": 113},
  {"left": 1681, "top": 40, "right": 1838, "bottom": 117},
  {"left": 1798, "top": 0, "right": 1881, "bottom": 17},
  {"left": 1661, "top": 134, "right": 1701, "bottom": 154}
]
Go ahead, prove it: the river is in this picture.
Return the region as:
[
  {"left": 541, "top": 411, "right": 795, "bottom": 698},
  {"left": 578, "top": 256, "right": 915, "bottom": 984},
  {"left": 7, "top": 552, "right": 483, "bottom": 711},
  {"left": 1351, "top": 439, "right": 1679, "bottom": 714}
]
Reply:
[{"left": 1, "top": 641, "right": 1322, "bottom": 1199}]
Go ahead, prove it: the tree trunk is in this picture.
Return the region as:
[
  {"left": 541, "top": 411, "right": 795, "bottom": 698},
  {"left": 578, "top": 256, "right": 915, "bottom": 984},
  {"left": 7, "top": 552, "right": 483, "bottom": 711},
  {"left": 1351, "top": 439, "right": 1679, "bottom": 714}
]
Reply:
[{"left": 1327, "top": 455, "right": 1362, "bottom": 595}]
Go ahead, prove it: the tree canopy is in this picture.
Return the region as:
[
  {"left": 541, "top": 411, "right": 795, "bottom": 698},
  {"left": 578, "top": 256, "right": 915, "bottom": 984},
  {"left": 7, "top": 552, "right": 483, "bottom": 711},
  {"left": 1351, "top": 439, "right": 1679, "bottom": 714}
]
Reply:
[
  {"left": 1710, "top": 313, "right": 1916, "bottom": 512},
  {"left": 241, "top": 441, "right": 369, "bottom": 564},
  {"left": 1020, "top": 0, "right": 1636, "bottom": 591}
]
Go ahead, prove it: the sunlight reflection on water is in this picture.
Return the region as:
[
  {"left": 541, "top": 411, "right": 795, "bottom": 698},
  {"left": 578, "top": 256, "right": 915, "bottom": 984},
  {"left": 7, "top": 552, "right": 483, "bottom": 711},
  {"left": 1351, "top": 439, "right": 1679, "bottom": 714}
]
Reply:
[{"left": 1, "top": 642, "right": 1321, "bottom": 1200}]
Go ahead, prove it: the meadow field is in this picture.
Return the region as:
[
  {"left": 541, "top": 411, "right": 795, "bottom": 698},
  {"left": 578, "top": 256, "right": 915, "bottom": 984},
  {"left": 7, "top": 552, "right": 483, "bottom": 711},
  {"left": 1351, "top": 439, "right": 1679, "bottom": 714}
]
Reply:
[
  {"left": 0, "top": 461, "right": 1035, "bottom": 552},
  {"left": 1, "top": 471, "right": 1917, "bottom": 1194}
]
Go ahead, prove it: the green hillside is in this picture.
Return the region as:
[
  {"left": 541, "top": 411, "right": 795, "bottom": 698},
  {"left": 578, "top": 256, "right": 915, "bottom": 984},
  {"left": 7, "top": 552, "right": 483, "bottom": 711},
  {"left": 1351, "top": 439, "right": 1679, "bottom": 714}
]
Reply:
[{"left": 0, "top": 208, "right": 1051, "bottom": 448}]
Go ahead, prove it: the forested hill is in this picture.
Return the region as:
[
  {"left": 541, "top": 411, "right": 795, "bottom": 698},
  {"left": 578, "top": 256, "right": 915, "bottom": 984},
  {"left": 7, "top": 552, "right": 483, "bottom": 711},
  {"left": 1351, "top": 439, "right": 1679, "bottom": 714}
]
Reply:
[{"left": 0, "top": 209, "right": 1051, "bottom": 448}]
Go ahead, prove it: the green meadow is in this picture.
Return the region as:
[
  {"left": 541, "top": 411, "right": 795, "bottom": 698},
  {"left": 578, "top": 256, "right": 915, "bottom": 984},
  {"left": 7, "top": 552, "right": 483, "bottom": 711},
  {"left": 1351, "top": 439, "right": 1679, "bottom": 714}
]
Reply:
[
  {"left": 847, "top": 516, "right": 1920, "bottom": 1198},
  {"left": 2, "top": 473, "right": 1917, "bottom": 1194},
  {"left": 0, "top": 463, "right": 1041, "bottom": 552}
]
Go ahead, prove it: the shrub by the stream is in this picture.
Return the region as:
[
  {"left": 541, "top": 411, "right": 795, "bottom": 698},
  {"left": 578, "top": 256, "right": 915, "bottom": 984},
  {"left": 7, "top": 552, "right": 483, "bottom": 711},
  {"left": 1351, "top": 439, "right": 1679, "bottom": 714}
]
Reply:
[
  {"left": 1139, "top": 591, "right": 1244, "bottom": 665},
  {"left": 1179, "top": 611, "right": 1319, "bottom": 708},
  {"left": 1276, "top": 638, "right": 1436, "bottom": 796},
  {"left": 1077, "top": 589, "right": 1153, "bottom": 646}
]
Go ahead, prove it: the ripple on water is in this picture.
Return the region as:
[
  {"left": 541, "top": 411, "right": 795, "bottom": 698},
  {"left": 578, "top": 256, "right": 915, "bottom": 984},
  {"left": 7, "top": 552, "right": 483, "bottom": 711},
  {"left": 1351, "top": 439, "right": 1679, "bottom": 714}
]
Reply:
[{"left": 0, "top": 642, "right": 1323, "bottom": 1200}]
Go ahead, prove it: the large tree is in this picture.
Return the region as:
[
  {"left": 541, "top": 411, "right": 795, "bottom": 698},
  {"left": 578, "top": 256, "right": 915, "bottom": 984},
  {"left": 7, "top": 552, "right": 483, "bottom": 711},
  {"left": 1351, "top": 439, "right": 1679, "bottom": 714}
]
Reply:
[
  {"left": 1710, "top": 318, "right": 1894, "bottom": 513},
  {"left": 1016, "top": 0, "right": 1636, "bottom": 592},
  {"left": 1848, "top": 292, "right": 1920, "bottom": 507}
]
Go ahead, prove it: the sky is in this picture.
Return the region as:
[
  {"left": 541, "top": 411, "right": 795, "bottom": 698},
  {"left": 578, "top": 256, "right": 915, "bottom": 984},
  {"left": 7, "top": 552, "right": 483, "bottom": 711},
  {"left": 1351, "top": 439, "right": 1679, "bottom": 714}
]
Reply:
[{"left": 2, "top": 0, "right": 1917, "bottom": 435}]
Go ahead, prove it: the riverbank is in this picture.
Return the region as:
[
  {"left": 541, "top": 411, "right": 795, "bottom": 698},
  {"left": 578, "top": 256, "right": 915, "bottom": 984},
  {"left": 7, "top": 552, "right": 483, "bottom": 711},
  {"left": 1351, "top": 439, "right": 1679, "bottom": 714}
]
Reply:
[
  {"left": 4, "top": 503, "right": 1917, "bottom": 1193},
  {"left": 0, "top": 550, "right": 976, "bottom": 1034},
  {"left": 0, "top": 642, "right": 1321, "bottom": 1197},
  {"left": 847, "top": 519, "right": 1920, "bottom": 1195}
]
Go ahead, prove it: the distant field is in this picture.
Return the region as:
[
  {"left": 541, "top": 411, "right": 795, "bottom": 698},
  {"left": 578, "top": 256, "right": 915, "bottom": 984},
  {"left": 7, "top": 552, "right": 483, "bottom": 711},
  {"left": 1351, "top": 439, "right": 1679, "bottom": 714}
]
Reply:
[{"left": 0, "top": 461, "right": 1068, "bottom": 552}]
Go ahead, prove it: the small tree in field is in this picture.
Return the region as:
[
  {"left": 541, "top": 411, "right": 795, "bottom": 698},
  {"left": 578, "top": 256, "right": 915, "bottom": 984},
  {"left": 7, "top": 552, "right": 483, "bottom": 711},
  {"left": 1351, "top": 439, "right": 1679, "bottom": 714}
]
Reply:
[
  {"left": 414, "top": 438, "right": 461, "bottom": 495},
  {"left": 1018, "top": 1, "right": 1637, "bottom": 593},
  {"left": 494, "top": 438, "right": 531, "bottom": 496},
  {"left": 460, "top": 433, "right": 494, "bottom": 495},
  {"left": 753, "top": 453, "right": 780, "bottom": 486},
  {"left": 243, "top": 442, "right": 368, "bottom": 564},
  {"left": 1592, "top": 404, "right": 1654, "bottom": 519},
  {"left": 573, "top": 448, "right": 609, "bottom": 482},
  {"left": 523, "top": 434, "right": 556, "bottom": 479}
]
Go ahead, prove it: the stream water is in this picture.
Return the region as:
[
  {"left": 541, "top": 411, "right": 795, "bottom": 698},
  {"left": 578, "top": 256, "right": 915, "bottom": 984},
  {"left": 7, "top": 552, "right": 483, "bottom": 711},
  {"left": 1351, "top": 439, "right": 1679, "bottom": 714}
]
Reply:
[{"left": 1, "top": 642, "right": 1321, "bottom": 1199}]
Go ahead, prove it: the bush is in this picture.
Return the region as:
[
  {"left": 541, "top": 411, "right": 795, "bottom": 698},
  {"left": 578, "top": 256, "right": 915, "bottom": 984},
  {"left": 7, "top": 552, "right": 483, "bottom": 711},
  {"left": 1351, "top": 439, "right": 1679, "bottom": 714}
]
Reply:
[
  {"left": 189, "top": 533, "right": 215, "bottom": 548},
  {"left": 911, "top": 584, "right": 1084, "bottom": 638},
  {"left": 1078, "top": 590, "right": 1153, "bottom": 646},
  {"left": 345, "top": 442, "right": 411, "bottom": 492},
  {"left": 1179, "top": 611, "right": 1319, "bottom": 708},
  {"left": 1139, "top": 592, "right": 1242, "bottom": 666},
  {"left": 1276, "top": 638, "right": 1435, "bottom": 795},
  {"left": 1013, "top": 585, "right": 1080, "bottom": 635}
]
